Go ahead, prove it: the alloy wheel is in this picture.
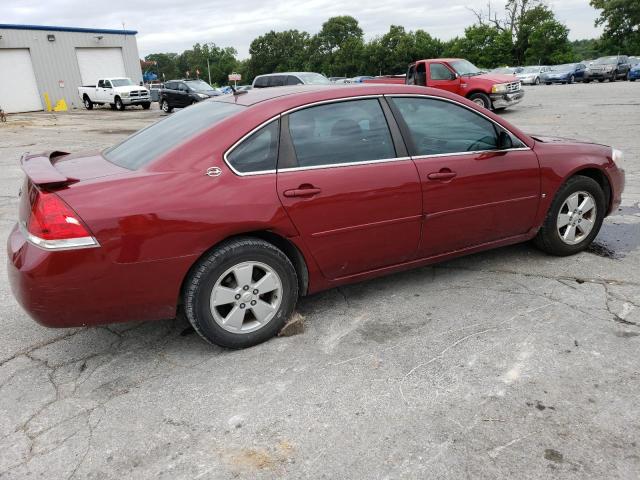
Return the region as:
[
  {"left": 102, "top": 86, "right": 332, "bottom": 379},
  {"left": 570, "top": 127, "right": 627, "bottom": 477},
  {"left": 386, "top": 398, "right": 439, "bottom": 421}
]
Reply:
[
  {"left": 209, "top": 261, "right": 283, "bottom": 334},
  {"left": 556, "top": 191, "right": 597, "bottom": 245}
]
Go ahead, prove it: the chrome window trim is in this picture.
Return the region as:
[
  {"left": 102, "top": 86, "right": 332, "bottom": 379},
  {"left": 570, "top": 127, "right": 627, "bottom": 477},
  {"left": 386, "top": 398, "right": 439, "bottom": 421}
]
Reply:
[
  {"left": 278, "top": 156, "right": 412, "bottom": 173},
  {"left": 223, "top": 116, "right": 281, "bottom": 177},
  {"left": 223, "top": 95, "right": 385, "bottom": 177},
  {"left": 223, "top": 93, "right": 532, "bottom": 177},
  {"left": 19, "top": 222, "right": 99, "bottom": 251}
]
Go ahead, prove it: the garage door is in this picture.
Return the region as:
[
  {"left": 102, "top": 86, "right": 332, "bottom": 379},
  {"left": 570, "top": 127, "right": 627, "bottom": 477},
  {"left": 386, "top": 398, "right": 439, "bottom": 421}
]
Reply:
[
  {"left": 0, "top": 49, "right": 42, "bottom": 113},
  {"left": 76, "top": 48, "right": 126, "bottom": 86}
]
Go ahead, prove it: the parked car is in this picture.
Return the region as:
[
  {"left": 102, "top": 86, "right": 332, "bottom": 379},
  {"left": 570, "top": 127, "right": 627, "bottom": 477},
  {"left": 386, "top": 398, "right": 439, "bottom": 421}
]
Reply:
[
  {"left": 541, "top": 63, "right": 587, "bottom": 84},
  {"left": 252, "top": 72, "right": 331, "bottom": 88},
  {"left": 328, "top": 77, "right": 347, "bottom": 82},
  {"left": 78, "top": 78, "right": 150, "bottom": 111},
  {"left": 629, "top": 62, "right": 640, "bottom": 82},
  {"left": 364, "top": 58, "right": 524, "bottom": 110},
  {"left": 489, "top": 67, "right": 522, "bottom": 75},
  {"left": 8, "top": 84, "right": 625, "bottom": 348},
  {"left": 235, "top": 85, "right": 253, "bottom": 92},
  {"left": 349, "top": 76, "right": 375, "bottom": 83},
  {"left": 516, "top": 66, "right": 551, "bottom": 85},
  {"left": 159, "top": 79, "right": 221, "bottom": 113},
  {"left": 584, "top": 56, "right": 632, "bottom": 82}
]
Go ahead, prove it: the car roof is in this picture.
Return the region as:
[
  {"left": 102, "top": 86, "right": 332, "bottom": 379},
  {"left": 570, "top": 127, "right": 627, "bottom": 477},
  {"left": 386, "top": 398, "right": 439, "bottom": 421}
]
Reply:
[
  {"left": 212, "top": 83, "right": 484, "bottom": 109},
  {"left": 254, "top": 72, "right": 319, "bottom": 78}
]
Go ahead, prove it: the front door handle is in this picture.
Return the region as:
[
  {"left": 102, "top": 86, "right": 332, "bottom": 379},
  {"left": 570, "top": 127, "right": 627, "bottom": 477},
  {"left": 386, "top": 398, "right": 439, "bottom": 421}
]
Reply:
[
  {"left": 427, "top": 169, "right": 457, "bottom": 180},
  {"left": 283, "top": 186, "right": 321, "bottom": 198}
]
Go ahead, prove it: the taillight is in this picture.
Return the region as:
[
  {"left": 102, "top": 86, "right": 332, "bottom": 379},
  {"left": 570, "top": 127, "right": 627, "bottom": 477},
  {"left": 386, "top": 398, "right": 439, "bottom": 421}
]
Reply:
[{"left": 23, "top": 188, "right": 97, "bottom": 249}]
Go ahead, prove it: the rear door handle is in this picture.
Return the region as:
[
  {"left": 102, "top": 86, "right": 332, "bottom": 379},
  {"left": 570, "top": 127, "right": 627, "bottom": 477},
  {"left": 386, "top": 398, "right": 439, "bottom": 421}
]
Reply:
[
  {"left": 283, "top": 187, "right": 321, "bottom": 198},
  {"left": 427, "top": 170, "right": 457, "bottom": 180}
]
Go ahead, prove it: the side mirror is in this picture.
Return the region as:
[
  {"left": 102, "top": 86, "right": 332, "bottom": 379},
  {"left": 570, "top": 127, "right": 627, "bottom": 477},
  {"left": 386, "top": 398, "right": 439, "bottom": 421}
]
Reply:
[{"left": 497, "top": 131, "right": 513, "bottom": 150}]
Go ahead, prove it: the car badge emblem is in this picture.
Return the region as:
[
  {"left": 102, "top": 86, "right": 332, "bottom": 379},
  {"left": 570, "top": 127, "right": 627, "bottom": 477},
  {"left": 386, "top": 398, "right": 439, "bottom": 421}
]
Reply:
[{"left": 206, "top": 167, "right": 222, "bottom": 177}]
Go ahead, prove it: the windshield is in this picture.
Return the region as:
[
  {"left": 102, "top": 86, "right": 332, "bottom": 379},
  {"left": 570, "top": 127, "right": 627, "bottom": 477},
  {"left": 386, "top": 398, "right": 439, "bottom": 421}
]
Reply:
[
  {"left": 594, "top": 56, "right": 617, "bottom": 65},
  {"left": 104, "top": 101, "right": 243, "bottom": 169},
  {"left": 296, "top": 73, "right": 331, "bottom": 85},
  {"left": 185, "top": 80, "right": 216, "bottom": 92},
  {"left": 450, "top": 60, "right": 483, "bottom": 76},
  {"left": 551, "top": 64, "right": 575, "bottom": 72},
  {"left": 111, "top": 78, "right": 133, "bottom": 87},
  {"left": 521, "top": 66, "right": 540, "bottom": 74}
]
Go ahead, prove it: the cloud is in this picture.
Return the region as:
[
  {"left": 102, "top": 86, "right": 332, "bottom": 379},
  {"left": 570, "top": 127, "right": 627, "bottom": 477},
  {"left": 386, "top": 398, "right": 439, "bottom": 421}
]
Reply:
[{"left": 1, "top": 0, "right": 602, "bottom": 58}]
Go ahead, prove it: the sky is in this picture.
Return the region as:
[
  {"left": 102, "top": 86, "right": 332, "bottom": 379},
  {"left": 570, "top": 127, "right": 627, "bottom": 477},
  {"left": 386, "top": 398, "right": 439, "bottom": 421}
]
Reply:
[{"left": 2, "top": 0, "right": 603, "bottom": 58}]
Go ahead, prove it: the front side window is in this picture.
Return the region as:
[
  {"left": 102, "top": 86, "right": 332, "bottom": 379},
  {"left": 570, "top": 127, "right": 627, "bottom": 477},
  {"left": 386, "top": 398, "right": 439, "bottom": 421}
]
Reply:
[
  {"left": 254, "top": 77, "right": 268, "bottom": 88},
  {"left": 286, "top": 76, "right": 302, "bottom": 86},
  {"left": 104, "top": 101, "right": 243, "bottom": 169},
  {"left": 430, "top": 63, "right": 455, "bottom": 81},
  {"left": 227, "top": 120, "right": 279, "bottom": 174},
  {"left": 287, "top": 99, "right": 395, "bottom": 168},
  {"left": 269, "top": 76, "right": 286, "bottom": 87},
  {"left": 104, "top": 80, "right": 112, "bottom": 88},
  {"left": 390, "top": 97, "right": 502, "bottom": 155}
]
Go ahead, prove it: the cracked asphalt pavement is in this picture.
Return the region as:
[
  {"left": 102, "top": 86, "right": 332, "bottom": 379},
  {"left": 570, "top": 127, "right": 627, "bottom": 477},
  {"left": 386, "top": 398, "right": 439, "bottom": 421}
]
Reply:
[{"left": 1, "top": 83, "right": 639, "bottom": 479}]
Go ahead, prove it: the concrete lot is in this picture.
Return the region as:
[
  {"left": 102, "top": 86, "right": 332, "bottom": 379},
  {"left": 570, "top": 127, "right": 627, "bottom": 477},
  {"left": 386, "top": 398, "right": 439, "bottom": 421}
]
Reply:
[{"left": 1, "top": 83, "right": 639, "bottom": 479}]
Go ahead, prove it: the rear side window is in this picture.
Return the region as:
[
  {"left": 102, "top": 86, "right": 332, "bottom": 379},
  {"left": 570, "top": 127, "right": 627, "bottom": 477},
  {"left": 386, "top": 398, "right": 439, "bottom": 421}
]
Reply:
[
  {"left": 390, "top": 97, "right": 500, "bottom": 155},
  {"left": 226, "top": 120, "right": 280, "bottom": 174},
  {"left": 254, "top": 76, "right": 268, "bottom": 88},
  {"left": 104, "top": 101, "right": 243, "bottom": 169},
  {"left": 287, "top": 99, "right": 395, "bottom": 168},
  {"left": 269, "top": 76, "right": 286, "bottom": 87}
]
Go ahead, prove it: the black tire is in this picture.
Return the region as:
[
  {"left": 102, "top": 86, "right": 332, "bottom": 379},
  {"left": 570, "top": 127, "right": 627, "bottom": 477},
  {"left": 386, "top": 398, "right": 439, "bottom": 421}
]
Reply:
[
  {"left": 546, "top": 82, "right": 552, "bottom": 85},
  {"left": 109, "top": 103, "right": 116, "bottom": 110},
  {"left": 83, "top": 96, "right": 93, "bottom": 110},
  {"left": 534, "top": 77, "right": 540, "bottom": 85},
  {"left": 584, "top": 79, "right": 591, "bottom": 83},
  {"left": 598, "top": 79, "right": 605, "bottom": 83},
  {"left": 610, "top": 72, "right": 617, "bottom": 82},
  {"left": 115, "top": 97, "right": 125, "bottom": 111},
  {"left": 161, "top": 99, "right": 172, "bottom": 113},
  {"left": 184, "top": 237, "right": 298, "bottom": 349},
  {"left": 141, "top": 102, "right": 151, "bottom": 110},
  {"left": 468, "top": 92, "right": 491, "bottom": 110},
  {"left": 569, "top": 75, "right": 575, "bottom": 84},
  {"left": 534, "top": 175, "right": 606, "bottom": 256}
]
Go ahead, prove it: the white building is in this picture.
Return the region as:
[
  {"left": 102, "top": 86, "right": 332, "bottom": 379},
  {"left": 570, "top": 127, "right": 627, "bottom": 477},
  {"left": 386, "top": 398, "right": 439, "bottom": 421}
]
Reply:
[{"left": 0, "top": 24, "right": 143, "bottom": 113}]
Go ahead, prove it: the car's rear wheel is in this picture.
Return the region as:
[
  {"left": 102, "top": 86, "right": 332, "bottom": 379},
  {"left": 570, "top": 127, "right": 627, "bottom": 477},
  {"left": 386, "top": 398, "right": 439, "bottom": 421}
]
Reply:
[
  {"left": 184, "top": 238, "right": 298, "bottom": 348},
  {"left": 161, "top": 99, "right": 172, "bottom": 113},
  {"left": 534, "top": 176, "right": 605, "bottom": 256},
  {"left": 83, "top": 96, "right": 93, "bottom": 110},
  {"left": 468, "top": 92, "right": 491, "bottom": 109},
  {"left": 115, "top": 97, "right": 125, "bottom": 111}
]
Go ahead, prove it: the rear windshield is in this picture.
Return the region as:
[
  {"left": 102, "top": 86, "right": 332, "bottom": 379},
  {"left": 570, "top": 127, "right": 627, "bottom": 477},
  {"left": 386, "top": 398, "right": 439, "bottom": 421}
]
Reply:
[{"left": 104, "top": 100, "right": 243, "bottom": 169}]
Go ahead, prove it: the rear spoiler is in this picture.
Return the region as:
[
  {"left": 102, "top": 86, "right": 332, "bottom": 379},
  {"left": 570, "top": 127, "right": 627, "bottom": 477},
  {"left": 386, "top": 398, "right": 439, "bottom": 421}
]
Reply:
[{"left": 20, "top": 151, "right": 77, "bottom": 187}]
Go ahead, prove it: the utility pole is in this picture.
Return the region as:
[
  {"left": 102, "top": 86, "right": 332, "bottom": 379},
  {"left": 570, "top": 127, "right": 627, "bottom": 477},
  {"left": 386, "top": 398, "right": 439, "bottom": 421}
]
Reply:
[{"left": 207, "top": 58, "right": 212, "bottom": 85}]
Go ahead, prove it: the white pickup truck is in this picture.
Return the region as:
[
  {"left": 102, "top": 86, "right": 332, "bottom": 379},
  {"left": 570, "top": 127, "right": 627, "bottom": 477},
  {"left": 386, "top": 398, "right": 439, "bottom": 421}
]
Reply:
[{"left": 78, "top": 78, "right": 151, "bottom": 111}]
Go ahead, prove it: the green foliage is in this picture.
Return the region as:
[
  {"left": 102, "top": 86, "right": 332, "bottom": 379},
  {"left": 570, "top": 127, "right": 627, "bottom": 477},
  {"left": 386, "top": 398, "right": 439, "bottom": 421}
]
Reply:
[
  {"left": 444, "top": 25, "right": 513, "bottom": 68},
  {"left": 591, "top": 0, "right": 640, "bottom": 54},
  {"left": 144, "top": 7, "right": 638, "bottom": 85}
]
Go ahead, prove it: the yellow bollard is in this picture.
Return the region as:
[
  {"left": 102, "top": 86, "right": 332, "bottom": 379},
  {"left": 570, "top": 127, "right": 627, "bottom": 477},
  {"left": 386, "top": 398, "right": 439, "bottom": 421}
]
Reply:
[
  {"left": 43, "top": 93, "right": 52, "bottom": 112},
  {"left": 53, "top": 99, "right": 68, "bottom": 112}
]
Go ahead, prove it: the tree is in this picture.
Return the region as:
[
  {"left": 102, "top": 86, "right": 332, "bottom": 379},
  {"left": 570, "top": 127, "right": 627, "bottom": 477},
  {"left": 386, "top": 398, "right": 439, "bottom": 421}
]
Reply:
[
  {"left": 309, "top": 16, "right": 365, "bottom": 76},
  {"left": 444, "top": 24, "right": 513, "bottom": 67},
  {"left": 144, "top": 53, "right": 180, "bottom": 81},
  {"left": 590, "top": 0, "right": 640, "bottom": 54},
  {"left": 180, "top": 43, "right": 238, "bottom": 86},
  {"left": 247, "top": 30, "right": 311, "bottom": 80}
]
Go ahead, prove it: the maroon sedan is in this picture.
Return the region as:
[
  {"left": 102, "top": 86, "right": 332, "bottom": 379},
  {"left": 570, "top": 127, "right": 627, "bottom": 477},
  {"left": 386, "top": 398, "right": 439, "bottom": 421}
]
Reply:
[{"left": 8, "top": 84, "right": 625, "bottom": 348}]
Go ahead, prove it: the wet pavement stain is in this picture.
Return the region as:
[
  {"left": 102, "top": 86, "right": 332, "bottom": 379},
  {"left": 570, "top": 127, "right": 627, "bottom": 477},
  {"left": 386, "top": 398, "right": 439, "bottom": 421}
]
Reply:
[
  {"left": 588, "top": 221, "right": 640, "bottom": 259},
  {"left": 587, "top": 242, "right": 623, "bottom": 259},
  {"left": 614, "top": 331, "right": 640, "bottom": 338}
]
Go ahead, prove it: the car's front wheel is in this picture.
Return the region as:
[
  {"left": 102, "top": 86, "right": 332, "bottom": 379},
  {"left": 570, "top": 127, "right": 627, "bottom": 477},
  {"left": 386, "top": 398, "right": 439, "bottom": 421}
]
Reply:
[
  {"left": 114, "top": 97, "right": 125, "bottom": 111},
  {"left": 184, "top": 238, "right": 298, "bottom": 348},
  {"left": 83, "top": 96, "right": 93, "bottom": 110},
  {"left": 569, "top": 75, "right": 575, "bottom": 84},
  {"left": 534, "top": 175, "right": 606, "bottom": 256},
  {"left": 468, "top": 92, "right": 491, "bottom": 109}
]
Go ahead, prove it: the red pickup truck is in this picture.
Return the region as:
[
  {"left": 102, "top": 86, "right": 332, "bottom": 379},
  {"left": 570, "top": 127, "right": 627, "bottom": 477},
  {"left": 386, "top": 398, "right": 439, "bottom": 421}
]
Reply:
[{"left": 364, "top": 58, "right": 524, "bottom": 110}]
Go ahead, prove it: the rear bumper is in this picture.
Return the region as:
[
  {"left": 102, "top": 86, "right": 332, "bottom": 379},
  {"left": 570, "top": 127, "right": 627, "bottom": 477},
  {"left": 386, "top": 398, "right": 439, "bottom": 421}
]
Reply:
[
  {"left": 490, "top": 90, "right": 525, "bottom": 109},
  {"left": 7, "top": 224, "right": 194, "bottom": 328}
]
